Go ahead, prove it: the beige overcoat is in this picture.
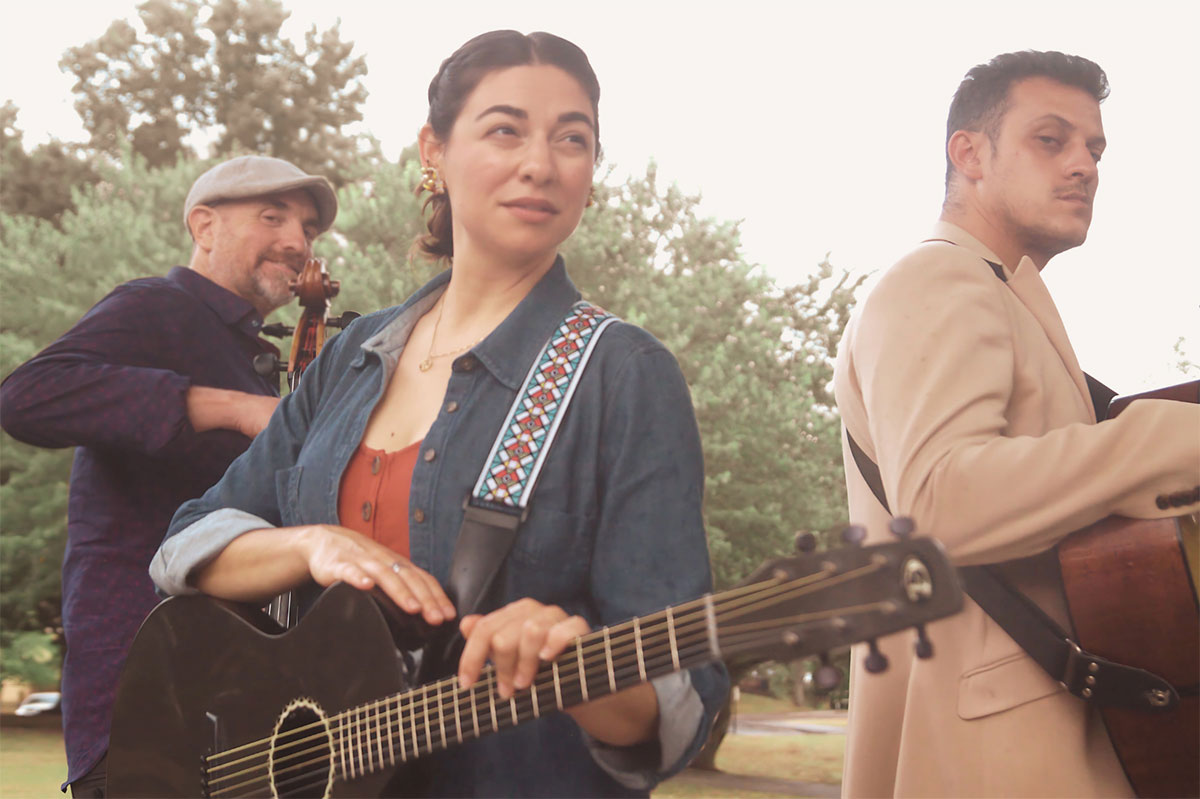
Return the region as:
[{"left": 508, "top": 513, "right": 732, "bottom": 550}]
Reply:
[{"left": 833, "top": 222, "right": 1200, "bottom": 798}]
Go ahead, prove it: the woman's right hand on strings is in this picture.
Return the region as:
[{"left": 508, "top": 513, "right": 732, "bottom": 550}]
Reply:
[{"left": 296, "top": 524, "right": 457, "bottom": 626}]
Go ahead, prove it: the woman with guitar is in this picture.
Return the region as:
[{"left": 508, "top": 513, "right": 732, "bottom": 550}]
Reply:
[{"left": 150, "top": 30, "right": 728, "bottom": 797}]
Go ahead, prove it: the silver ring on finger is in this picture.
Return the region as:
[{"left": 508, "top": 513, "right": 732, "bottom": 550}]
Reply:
[{"left": 390, "top": 561, "right": 406, "bottom": 575}]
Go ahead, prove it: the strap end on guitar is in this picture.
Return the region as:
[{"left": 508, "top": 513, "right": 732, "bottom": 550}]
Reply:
[{"left": 1060, "top": 639, "right": 1179, "bottom": 712}]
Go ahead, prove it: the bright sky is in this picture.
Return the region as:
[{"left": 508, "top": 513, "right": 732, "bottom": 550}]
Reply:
[{"left": 3, "top": 0, "right": 1197, "bottom": 392}]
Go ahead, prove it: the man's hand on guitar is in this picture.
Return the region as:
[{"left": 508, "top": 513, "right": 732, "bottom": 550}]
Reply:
[{"left": 298, "top": 525, "right": 456, "bottom": 626}]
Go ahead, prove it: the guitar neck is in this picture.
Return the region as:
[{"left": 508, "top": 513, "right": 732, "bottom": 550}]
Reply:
[{"left": 327, "top": 554, "right": 908, "bottom": 783}]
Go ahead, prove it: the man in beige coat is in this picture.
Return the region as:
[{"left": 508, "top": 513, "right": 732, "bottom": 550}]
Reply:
[{"left": 833, "top": 51, "right": 1200, "bottom": 797}]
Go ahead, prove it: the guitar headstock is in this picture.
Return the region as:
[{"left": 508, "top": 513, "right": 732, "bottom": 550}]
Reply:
[{"left": 717, "top": 520, "right": 962, "bottom": 671}]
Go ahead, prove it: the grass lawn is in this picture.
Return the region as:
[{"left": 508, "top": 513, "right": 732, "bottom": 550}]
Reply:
[
  {"left": 0, "top": 726, "right": 66, "bottom": 799},
  {"left": 0, "top": 708, "right": 846, "bottom": 798}
]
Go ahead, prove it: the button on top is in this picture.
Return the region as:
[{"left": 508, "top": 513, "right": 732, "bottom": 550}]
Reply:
[
  {"left": 445, "top": 400, "right": 459, "bottom": 413},
  {"left": 457, "top": 357, "right": 477, "bottom": 372},
  {"left": 362, "top": 501, "right": 372, "bottom": 521},
  {"left": 413, "top": 508, "right": 426, "bottom": 523},
  {"left": 423, "top": 449, "right": 436, "bottom": 463},
  {"left": 371, "top": 455, "right": 381, "bottom": 475}
]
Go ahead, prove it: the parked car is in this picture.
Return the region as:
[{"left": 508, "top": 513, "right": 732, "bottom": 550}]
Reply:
[{"left": 14, "top": 691, "right": 60, "bottom": 717}]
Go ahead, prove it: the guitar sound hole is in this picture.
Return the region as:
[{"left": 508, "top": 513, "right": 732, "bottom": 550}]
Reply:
[{"left": 270, "top": 703, "right": 332, "bottom": 799}]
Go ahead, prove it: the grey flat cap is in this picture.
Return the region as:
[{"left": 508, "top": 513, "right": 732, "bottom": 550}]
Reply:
[{"left": 184, "top": 155, "right": 337, "bottom": 235}]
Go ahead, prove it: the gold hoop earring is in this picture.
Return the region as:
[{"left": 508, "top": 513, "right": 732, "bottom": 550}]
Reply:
[
  {"left": 586, "top": 185, "right": 596, "bottom": 208},
  {"left": 420, "top": 165, "right": 446, "bottom": 195}
]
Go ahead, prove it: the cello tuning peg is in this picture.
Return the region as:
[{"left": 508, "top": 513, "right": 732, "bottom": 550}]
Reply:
[
  {"left": 327, "top": 310, "right": 361, "bottom": 330},
  {"left": 814, "top": 661, "right": 843, "bottom": 692},
  {"left": 260, "top": 322, "right": 294, "bottom": 338},
  {"left": 252, "top": 353, "right": 285, "bottom": 377},
  {"left": 794, "top": 532, "right": 818, "bottom": 553},
  {"left": 914, "top": 624, "right": 933, "bottom": 659},
  {"left": 888, "top": 516, "right": 916, "bottom": 539},
  {"left": 841, "top": 524, "right": 867, "bottom": 547},
  {"left": 864, "top": 638, "right": 889, "bottom": 674}
]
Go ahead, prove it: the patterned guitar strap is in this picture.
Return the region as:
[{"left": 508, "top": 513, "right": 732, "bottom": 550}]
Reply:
[{"left": 430, "top": 301, "right": 617, "bottom": 671}]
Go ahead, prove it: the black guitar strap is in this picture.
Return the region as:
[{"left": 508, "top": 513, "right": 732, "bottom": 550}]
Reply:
[{"left": 842, "top": 255, "right": 1177, "bottom": 712}]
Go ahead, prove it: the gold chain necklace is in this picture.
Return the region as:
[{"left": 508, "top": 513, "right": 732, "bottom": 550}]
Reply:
[{"left": 418, "top": 297, "right": 485, "bottom": 372}]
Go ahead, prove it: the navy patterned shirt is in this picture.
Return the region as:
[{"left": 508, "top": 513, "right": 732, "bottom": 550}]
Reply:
[{"left": 0, "top": 266, "right": 280, "bottom": 787}]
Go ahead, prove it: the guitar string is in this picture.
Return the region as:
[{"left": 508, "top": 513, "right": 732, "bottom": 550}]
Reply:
[
  {"left": 204, "top": 561, "right": 889, "bottom": 795},
  {"left": 203, "top": 572, "right": 801, "bottom": 777},
  {"left": 205, "top": 566, "right": 891, "bottom": 798},
  {"left": 204, "top": 563, "right": 890, "bottom": 797},
  {"left": 204, "top": 565, "right": 828, "bottom": 785}
]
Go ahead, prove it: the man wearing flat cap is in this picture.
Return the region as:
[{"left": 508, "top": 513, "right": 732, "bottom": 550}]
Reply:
[{"left": 0, "top": 155, "right": 337, "bottom": 798}]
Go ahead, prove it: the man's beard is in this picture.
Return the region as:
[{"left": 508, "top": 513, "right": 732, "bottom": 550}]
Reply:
[{"left": 251, "top": 250, "right": 305, "bottom": 312}]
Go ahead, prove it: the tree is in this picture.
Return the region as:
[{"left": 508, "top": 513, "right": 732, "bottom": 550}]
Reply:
[
  {"left": 0, "top": 102, "right": 99, "bottom": 227},
  {"left": 60, "top": 0, "right": 374, "bottom": 181},
  {"left": 0, "top": 147, "right": 863, "bottom": 696}
]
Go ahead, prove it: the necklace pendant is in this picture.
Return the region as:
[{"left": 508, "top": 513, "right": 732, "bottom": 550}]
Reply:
[{"left": 418, "top": 358, "right": 433, "bottom": 372}]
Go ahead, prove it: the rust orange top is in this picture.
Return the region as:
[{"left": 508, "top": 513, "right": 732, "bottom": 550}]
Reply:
[{"left": 337, "top": 439, "right": 421, "bottom": 558}]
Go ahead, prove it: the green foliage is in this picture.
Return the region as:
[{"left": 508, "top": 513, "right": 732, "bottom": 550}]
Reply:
[
  {"left": 566, "top": 165, "right": 863, "bottom": 588},
  {"left": 0, "top": 145, "right": 862, "bottom": 686},
  {"left": 60, "top": 0, "right": 375, "bottom": 181},
  {"left": 0, "top": 103, "right": 100, "bottom": 227},
  {"left": 0, "top": 631, "right": 62, "bottom": 689}
]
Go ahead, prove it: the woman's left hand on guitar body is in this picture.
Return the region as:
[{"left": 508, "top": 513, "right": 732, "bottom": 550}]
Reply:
[{"left": 457, "top": 598, "right": 660, "bottom": 746}]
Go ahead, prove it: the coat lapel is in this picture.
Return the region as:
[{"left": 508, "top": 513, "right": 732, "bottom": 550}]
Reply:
[{"left": 1005, "top": 258, "right": 1095, "bottom": 421}]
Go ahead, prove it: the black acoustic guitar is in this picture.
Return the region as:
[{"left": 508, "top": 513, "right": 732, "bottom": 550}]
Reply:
[{"left": 107, "top": 532, "right": 962, "bottom": 798}]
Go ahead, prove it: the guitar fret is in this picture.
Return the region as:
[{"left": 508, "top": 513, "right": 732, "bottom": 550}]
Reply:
[
  {"left": 552, "top": 660, "right": 563, "bottom": 709},
  {"left": 397, "top": 695, "right": 407, "bottom": 763},
  {"left": 603, "top": 626, "right": 616, "bottom": 693},
  {"left": 421, "top": 684, "right": 432, "bottom": 754},
  {"left": 576, "top": 638, "right": 589, "bottom": 702},
  {"left": 703, "top": 594, "right": 721, "bottom": 659},
  {"left": 339, "top": 713, "right": 351, "bottom": 780},
  {"left": 470, "top": 682, "right": 480, "bottom": 739},
  {"left": 408, "top": 691, "right": 419, "bottom": 758},
  {"left": 633, "top": 617, "right": 647, "bottom": 681},
  {"left": 452, "top": 678, "right": 464, "bottom": 744},
  {"left": 436, "top": 682, "right": 447, "bottom": 750},
  {"left": 531, "top": 682, "right": 540, "bottom": 718},
  {"left": 354, "top": 706, "right": 364, "bottom": 779},
  {"left": 373, "top": 703, "right": 384, "bottom": 770},
  {"left": 666, "top": 607, "right": 681, "bottom": 671},
  {"left": 487, "top": 678, "right": 499, "bottom": 732},
  {"left": 386, "top": 696, "right": 396, "bottom": 764}
]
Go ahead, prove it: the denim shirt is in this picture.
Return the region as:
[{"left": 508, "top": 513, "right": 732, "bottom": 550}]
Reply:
[{"left": 152, "top": 258, "right": 728, "bottom": 797}]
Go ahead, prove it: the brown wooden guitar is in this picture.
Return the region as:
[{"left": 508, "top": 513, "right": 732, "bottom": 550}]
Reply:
[
  {"left": 1057, "top": 379, "right": 1199, "bottom": 798},
  {"left": 106, "top": 534, "right": 962, "bottom": 797}
]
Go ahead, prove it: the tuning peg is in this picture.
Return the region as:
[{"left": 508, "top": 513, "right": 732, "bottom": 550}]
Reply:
[
  {"left": 841, "top": 524, "right": 867, "bottom": 547},
  {"left": 260, "top": 322, "right": 294, "bottom": 338},
  {"left": 327, "top": 310, "right": 361, "bottom": 330},
  {"left": 253, "top": 353, "right": 286, "bottom": 377},
  {"left": 794, "top": 532, "right": 818, "bottom": 553},
  {"left": 914, "top": 624, "right": 933, "bottom": 659},
  {"left": 888, "top": 517, "right": 916, "bottom": 539},
  {"left": 814, "top": 653, "right": 843, "bottom": 692},
  {"left": 864, "top": 639, "right": 889, "bottom": 673}
]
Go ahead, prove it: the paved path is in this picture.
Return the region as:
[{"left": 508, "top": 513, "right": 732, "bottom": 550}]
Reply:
[{"left": 670, "top": 767, "right": 840, "bottom": 797}]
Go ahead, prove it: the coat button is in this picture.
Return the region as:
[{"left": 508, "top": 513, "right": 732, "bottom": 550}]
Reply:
[
  {"left": 371, "top": 455, "right": 381, "bottom": 475},
  {"left": 362, "top": 501, "right": 372, "bottom": 521},
  {"left": 413, "top": 508, "right": 426, "bottom": 523},
  {"left": 445, "top": 400, "right": 459, "bottom": 413},
  {"left": 424, "top": 448, "right": 436, "bottom": 463},
  {"left": 457, "top": 356, "right": 477, "bottom": 372}
]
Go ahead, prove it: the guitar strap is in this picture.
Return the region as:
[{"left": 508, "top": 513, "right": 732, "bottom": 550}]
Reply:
[
  {"left": 440, "top": 301, "right": 618, "bottom": 643},
  {"left": 842, "top": 254, "right": 1178, "bottom": 712}
]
